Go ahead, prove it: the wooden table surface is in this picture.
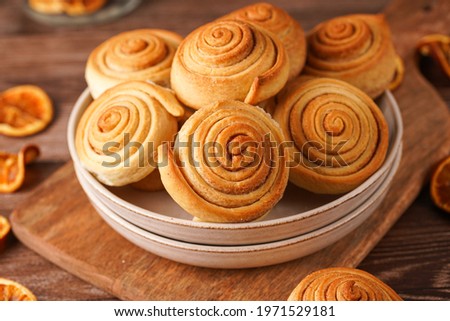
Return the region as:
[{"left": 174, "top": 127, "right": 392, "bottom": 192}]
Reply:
[{"left": 0, "top": 0, "right": 449, "bottom": 301}]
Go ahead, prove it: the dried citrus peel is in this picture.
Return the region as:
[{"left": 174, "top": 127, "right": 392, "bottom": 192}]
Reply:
[
  {"left": 288, "top": 267, "right": 402, "bottom": 301},
  {"left": 430, "top": 155, "right": 450, "bottom": 213},
  {"left": 0, "top": 85, "right": 53, "bottom": 137},
  {"left": 0, "top": 145, "right": 40, "bottom": 193},
  {"left": 417, "top": 34, "right": 450, "bottom": 78},
  {"left": 0, "top": 216, "right": 11, "bottom": 252},
  {"left": 389, "top": 55, "right": 405, "bottom": 91},
  {"left": 0, "top": 278, "right": 37, "bottom": 301}
]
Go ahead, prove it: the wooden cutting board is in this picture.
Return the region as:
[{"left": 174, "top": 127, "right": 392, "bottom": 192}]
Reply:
[{"left": 10, "top": 0, "right": 450, "bottom": 300}]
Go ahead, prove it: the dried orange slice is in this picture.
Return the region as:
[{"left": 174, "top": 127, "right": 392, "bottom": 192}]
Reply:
[
  {"left": 29, "top": 0, "right": 107, "bottom": 16},
  {"left": 0, "top": 216, "right": 11, "bottom": 252},
  {"left": 417, "top": 34, "right": 450, "bottom": 78},
  {"left": 0, "top": 278, "right": 37, "bottom": 301},
  {"left": 0, "top": 85, "right": 53, "bottom": 137},
  {"left": 431, "top": 155, "right": 450, "bottom": 213},
  {"left": 0, "top": 145, "right": 40, "bottom": 193}
]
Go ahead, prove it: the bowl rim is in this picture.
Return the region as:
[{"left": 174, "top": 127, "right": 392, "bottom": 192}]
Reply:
[{"left": 67, "top": 88, "right": 403, "bottom": 232}]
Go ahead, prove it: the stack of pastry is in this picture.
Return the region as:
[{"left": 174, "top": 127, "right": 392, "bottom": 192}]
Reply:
[{"left": 76, "top": 2, "right": 401, "bottom": 223}]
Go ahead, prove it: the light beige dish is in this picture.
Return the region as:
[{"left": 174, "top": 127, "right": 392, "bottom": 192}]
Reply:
[
  {"left": 68, "top": 89, "right": 403, "bottom": 245},
  {"left": 84, "top": 146, "right": 401, "bottom": 269}
]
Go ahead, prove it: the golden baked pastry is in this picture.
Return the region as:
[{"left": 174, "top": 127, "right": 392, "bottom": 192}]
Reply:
[
  {"left": 417, "top": 34, "right": 450, "bottom": 78},
  {"left": 388, "top": 55, "right": 405, "bottom": 91},
  {"left": 288, "top": 267, "right": 402, "bottom": 301},
  {"left": 28, "top": 0, "right": 65, "bottom": 14},
  {"left": 304, "top": 14, "right": 399, "bottom": 98},
  {"left": 430, "top": 155, "right": 450, "bottom": 213},
  {"left": 76, "top": 81, "right": 184, "bottom": 186},
  {"left": 0, "top": 85, "right": 53, "bottom": 137},
  {"left": 219, "top": 2, "right": 306, "bottom": 80},
  {"left": 0, "top": 278, "right": 37, "bottom": 301},
  {"left": 158, "top": 100, "right": 289, "bottom": 223},
  {"left": 273, "top": 77, "right": 388, "bottom": 194},
  {"left": 0, "top": 145, "right": 40, "bottom": 194},
  {"left": 28, "top": 0, "right": 107, "bottom": 16},
  {"left": 170, "top": 19, "right": 289, "bottom": 110},
  {"left": 86, "top": 29, "right": 183, "bottom": 99}
]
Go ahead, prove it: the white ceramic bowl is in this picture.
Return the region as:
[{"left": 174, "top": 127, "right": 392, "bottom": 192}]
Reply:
[
  {"left": 68, "top": 89, "right": 403, "bottom": 245},
  {"left": 86, "top": 145, "right": 401, "bottom": 269}
]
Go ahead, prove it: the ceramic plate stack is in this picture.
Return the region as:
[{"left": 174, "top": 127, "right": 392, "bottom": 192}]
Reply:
[{"left": 68, "top": 89, "right": 403, "bottom": 269}]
